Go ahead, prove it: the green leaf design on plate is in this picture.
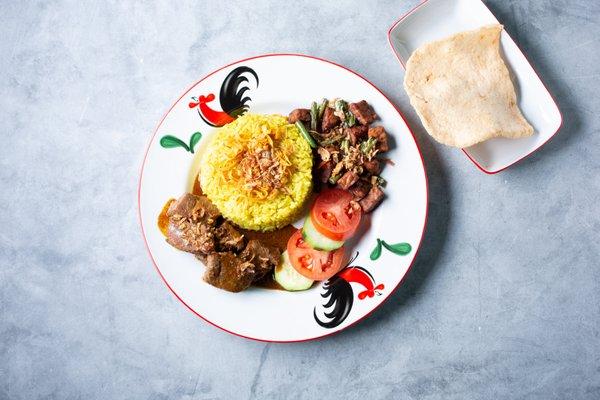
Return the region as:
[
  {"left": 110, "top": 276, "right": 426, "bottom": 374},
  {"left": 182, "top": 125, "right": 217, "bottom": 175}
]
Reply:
[
  {"left": 188, "top": 131, "right": 202, "bottom": 153},
  {"left": 160, "top": 135, "right": 190, "bottom": 152},
  {"left": 381, "top": 241, "right": 412, "bottom": 256},
  {"left": 370, "top": 239, "right": 382, "bottom": 261}
]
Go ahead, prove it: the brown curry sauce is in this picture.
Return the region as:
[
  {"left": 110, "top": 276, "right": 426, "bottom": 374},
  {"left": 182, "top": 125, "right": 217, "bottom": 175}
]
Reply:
[
  {"left": 157, "top": 173, "right": 296, "bottom": 290},
  {"left": 157, "top": 198, "right": 175, "bottom": 236}
]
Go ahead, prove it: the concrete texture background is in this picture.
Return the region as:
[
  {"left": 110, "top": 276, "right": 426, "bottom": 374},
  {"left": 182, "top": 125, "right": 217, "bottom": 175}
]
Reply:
[{"left": 1, "top": 0, "right": 599, "bottom": 399}]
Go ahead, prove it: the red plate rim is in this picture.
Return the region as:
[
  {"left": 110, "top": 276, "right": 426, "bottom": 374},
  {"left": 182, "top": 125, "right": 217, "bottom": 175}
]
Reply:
[
  {"left": 137, "top": 53, "right": 429, "bottom": 343},
  {"left": 386, "top": 0, "right": 563, "bottom": 174}
]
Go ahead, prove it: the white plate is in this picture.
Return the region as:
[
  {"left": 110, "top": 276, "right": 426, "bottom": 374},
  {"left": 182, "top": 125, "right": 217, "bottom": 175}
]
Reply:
[
  {"left": 388, "top": 0, "right": 562, "bottom": 174},
  {"left": 138, "top": 54, "right": 428, "bottom": 342}
]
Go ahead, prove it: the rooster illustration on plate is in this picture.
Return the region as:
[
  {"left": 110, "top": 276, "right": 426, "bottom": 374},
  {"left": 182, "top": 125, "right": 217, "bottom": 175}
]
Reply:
[{"left": 189, "top": 66, "right": 259, "bottom": 127}]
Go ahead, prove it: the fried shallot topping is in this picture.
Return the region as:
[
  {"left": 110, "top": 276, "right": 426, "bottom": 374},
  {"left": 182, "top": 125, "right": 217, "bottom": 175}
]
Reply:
[
  {"left": 171, "top": 208, "right": 215, "bottom": 254},
  {"left": 219, "top": 124, "right": 296, "bottom": 199},
  {"left": 237, "top": 146, "right": 292, "bottom": 198}
]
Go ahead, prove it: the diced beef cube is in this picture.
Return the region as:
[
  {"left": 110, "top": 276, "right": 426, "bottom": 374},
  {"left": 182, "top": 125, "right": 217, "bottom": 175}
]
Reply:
[
  {"left": 349, "top": 100, "right": 377, "bottom": 125},
  {"left": 359, "top": 186, "right": 385, "bottom": 212},
  {"left": 337, "top": 170, "right": 360, "bottom": 190},
  {"left": 368, "top": 126, "right": 389, "bottom": 152},
  {"left": 318, "top": 160, "right": 334, "bottom": 183},
  {"left": 240, "top": 240, "right": 280, "bottom": 281},
  {"left": 321, "top": 107, "right": 341, "bottom": 132},
  {"left": 288, "top": 108, "right": 310, "bottom": 124},
  {"left": 203, "top": 252, "right": 256, "bottom": 292},
  {"left": 349, "top": 179, "right": 371, "bottom": 201},
  {"left": 363, "top": 159, "right": 381, "bottom": 175},
  {"left": 345, "top": 124, "right": 368, "bottom": 145},
  {"left": 215, "top": 221, "right": 245, "bottom": 252}
]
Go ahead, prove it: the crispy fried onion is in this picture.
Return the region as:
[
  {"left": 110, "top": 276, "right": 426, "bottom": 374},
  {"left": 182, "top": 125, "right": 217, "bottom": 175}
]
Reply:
[{"left": 221, "top": 125, "right": 295, "bottom": 199}]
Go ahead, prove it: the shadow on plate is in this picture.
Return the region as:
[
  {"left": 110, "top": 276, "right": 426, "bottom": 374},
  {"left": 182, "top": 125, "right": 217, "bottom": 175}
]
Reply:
[
  {"left": 486, "top": 2, "right": 582, "bottom": 172},
  {"left": 332, "top": 111, "right": 452, "bottom": 339}
]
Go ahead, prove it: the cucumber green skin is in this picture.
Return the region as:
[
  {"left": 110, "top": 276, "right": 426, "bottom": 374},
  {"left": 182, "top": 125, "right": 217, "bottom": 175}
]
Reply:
[
  {"left": 302, "top": 216, "right": 344, "bottom": 251},
  {"left": 274, "top": 251, "right": 313, "bottom": 291}
]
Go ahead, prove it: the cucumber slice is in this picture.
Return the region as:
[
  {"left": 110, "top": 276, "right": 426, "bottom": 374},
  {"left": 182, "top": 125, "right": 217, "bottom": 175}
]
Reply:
[
  {"left": 274, "top": 251, "right": 313, "bottom": 291},
  {"left": 302, "top": 215, "right": 344, "bottom": 251}
]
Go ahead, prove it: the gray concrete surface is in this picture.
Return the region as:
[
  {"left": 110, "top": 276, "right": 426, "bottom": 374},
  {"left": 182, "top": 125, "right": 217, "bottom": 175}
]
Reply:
[{"left": 1, "top": 1, "right": 599, "bottom": 399}]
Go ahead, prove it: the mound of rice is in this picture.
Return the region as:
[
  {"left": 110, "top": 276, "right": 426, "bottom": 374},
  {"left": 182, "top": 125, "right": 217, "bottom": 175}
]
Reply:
[{"left": 200, "top": 113, "right": 313, "bottom": 231}]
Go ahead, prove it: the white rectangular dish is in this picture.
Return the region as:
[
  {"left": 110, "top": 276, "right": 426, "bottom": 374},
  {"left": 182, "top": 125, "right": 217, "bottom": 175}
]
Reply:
[{"left": 388, "top": 0, "right": 562, "bottom": 174}]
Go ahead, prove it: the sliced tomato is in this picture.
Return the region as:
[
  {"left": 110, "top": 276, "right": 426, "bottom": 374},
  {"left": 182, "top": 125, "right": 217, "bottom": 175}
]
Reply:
[
  {"left": 286, "top": 229, "right": 345, "bottom": 281},
  {"left": 310, "top": 188, "right": 362, "bottom": 241}
]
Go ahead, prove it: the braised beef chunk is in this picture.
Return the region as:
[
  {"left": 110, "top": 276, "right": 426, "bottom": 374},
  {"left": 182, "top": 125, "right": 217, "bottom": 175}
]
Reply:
[
  {"left": 318, "top": 160, "right": 334, "bottom": 183},
  {"left": 195, "top": 253, "right": 208, "bottom": 265},
  {"left": 166, "top": 194, "right": 220, "bottom": 254},
  {"left": 203, "top": 252, "right": 256, "bottom": 292},
  {"left": 349, "top": 100, "right": 377, "bottom": 125},
  {"left": 363, "top": 159, "right": 381, "bottom": 175},
  {"left": 337, "top": 170, "right": 360, "bottom": 190},
  {"left": 166, "top": 193, "right": 197, "bottom": 218},
  {"left": 215, "top": 222, "right": 245, "bottom": 252},
  {"left": 368, "top": 126, "right": 389, "bottom": 152},
  {"left": 167, "top": 221, "right": 215, "bottom": 254},
  {"left": 240, "top": 240, "right": 280, "bottom": 281},
  {"left": 167, "top": 193, "right": 221, "bottom": 223},
  {"left": 360, "top": 186, "right": 385, "bottom": 212},
  {"left": 349, "top": 179, "right": 371, "bottom": 200},
  {"left": 345, "top": 124, "right": 368, "bottom": 145},
  {"left": 288, "top": 108, "right": 311, "bottom": 124},
  {"left": 321, "top": 107, "right": 341, "bottom": 132},
  {"left": 164, "top": 193, "right": 282, "bottom": 293}
]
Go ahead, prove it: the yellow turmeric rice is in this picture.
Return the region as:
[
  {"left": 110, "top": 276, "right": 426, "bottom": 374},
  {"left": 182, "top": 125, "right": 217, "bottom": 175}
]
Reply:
[{"left": 200, "top": 114, "right": 313, "bottom": 231}]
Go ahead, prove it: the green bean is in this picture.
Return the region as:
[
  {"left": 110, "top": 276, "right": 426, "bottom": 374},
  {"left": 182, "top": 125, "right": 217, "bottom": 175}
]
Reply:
[
  {"left": 319, "top": 133, "right": 345, "bottom": 146},
  {"left": 295, "top": 121, "right": 317, "bottom": 148},
  {"left": 318, "top": 98, "right": 328, "bottom": 118},
  {"left": 310, "top": 101, "right": 319, "bottom": 132}
]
